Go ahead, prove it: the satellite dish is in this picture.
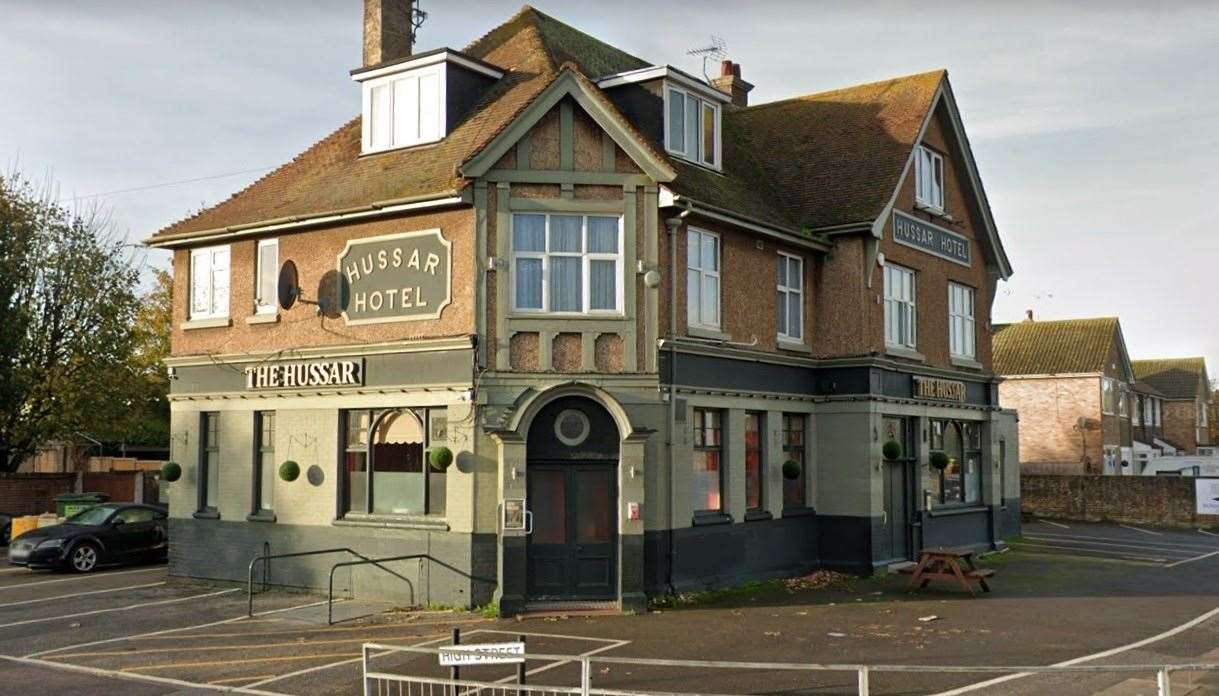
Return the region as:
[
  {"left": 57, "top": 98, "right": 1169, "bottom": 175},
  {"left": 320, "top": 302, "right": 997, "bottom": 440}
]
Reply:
[{"left": 278, "top": 260, "right": 300, "bottom": 310}]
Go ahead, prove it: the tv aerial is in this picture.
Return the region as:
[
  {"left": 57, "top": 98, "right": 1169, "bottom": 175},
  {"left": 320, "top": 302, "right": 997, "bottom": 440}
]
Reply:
[{"left": 687, "top": 36, "right": 727, "bottom": 81}]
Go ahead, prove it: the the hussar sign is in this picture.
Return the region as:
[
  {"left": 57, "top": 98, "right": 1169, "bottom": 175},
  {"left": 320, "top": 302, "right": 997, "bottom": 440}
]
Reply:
[
  {"left": 338, "top": 229, "right": 452, "bottom": 325},
  {"left": 244, "top": 359, "right": 364, "bottom": 390}
]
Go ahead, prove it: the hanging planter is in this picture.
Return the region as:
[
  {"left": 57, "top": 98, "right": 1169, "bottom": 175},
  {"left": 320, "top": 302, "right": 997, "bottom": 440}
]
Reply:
[
  {"left": 782, "top": 460, "right": 801, "bottom": 480},
  {"left": 279, "top": 460, "right": 301, "bottom": 482},
  {"left": 929, "top": 451, "right": 950, "bottom": 471},
  {"left": 160, "top": 461, "right": 182, "bottom": 482},
  {"left": 882, "top": 440, "right": 902, "bottom": 461},
  {"left": 428, "top": 446, "right": 454, "bottom": 472}
]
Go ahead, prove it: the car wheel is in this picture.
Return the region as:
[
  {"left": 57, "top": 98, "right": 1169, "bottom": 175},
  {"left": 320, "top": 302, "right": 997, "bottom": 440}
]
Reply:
[{"left": 69, "top": 543, "right": 99, "bottom": 573}]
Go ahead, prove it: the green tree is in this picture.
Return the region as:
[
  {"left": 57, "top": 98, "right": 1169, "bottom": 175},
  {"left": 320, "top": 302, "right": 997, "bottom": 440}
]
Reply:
[{"left": 0, "top": 173, "right": 143, "bottom": 472}]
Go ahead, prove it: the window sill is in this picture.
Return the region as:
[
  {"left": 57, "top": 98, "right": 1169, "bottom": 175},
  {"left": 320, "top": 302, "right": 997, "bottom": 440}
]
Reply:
[
  {"left": 334, "top": 513, "right": 450, "bottom": 532},
  {"left": 507, "top": 312, "right": 628, "bottom": 322},
  {"left": 885, "top": 345, "right": 925, "bottom": 362},
  {"left": 782, "top": 507, "right": 817, "bottom": 518},
  {"left": 914, "top": 201, "right": 948, "bottom": 219},
  {"left": 950, "top": 355, "right": 984, "bottom": 371},
  {"left": 691, "top": 511, "right": 732, "bottom": 527},
  {"left": 777, "top": 339, "right": 811, "bottom": 354},
  {"left": 927, "top": 504, "right": 987, "bottom": 518},
  {"left": 688, "top": 325, "right": 731, "bottom": 341},
  {"left": 246, "top": 313, "right": 279, "bottom": 325},
  {"left": 744, "top": 509, "right": 773, "bottom": 522},
  {"left": 193, "top": 508, "right": 220, "bottom": 520},
  {"left": 183, "top": 317, "right": 231, "bottom": 331},
  {"left": 246, "top": 511, "right": 277, "bottom": 523}
]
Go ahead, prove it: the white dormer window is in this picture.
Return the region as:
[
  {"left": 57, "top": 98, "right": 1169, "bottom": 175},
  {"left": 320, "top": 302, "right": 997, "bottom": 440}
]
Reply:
[
  {"left": 915, "top": 145, "right": 945, "bottom": 211},
  {"left": 363, "top": 66, "right": 444, "bottom": 153},
  {"left": 665, "top": 84, "right": 720, "bottom": 169}
]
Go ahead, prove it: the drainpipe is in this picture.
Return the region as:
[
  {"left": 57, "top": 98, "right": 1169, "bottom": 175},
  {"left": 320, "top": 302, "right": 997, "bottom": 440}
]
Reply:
[{"left": 664, "top": 213, "right": 689, "bottom": 595}]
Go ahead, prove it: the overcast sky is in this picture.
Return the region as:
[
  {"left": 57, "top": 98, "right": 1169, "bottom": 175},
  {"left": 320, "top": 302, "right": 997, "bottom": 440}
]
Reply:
[{"left": 3, "top": 1, "right": 1218, "bottom": 370}]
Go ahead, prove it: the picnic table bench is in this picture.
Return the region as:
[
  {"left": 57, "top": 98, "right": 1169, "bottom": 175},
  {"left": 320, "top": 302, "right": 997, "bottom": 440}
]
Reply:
[{"left": 897, "top": 546, "right": 994, "bottom": 596}]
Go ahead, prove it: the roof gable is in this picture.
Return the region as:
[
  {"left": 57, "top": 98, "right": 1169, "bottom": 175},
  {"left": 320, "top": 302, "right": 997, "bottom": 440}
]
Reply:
[
  {"left": 993, "top": 317, "right": 1125, "bottom": 376},
  {"left": 1132, "top": 358, "right": 1209, "bottom": 399}
]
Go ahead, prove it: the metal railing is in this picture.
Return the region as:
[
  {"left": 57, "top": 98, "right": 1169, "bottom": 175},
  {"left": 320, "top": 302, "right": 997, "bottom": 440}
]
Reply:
[
  {"left": 327, "top": 554, "right": 496, "bottom": 625},
  {"left": 247, "top": 547, "right": 375, "bottom": 616},
  {"left": 361, "top": 642, "right": 1219, "bottom": 696}
]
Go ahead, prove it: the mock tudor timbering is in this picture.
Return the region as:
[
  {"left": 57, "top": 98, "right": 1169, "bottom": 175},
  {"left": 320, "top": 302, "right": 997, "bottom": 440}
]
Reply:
[{"left": 147, "top": 3, "right": 1019, "bottom": 615}]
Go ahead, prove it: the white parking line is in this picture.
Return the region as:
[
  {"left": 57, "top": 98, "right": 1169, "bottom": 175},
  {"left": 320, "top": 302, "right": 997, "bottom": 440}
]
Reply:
[
  {"left": 1011, "top": 541, "right": 1169, "bottom": 564},
  {"left": 0, "top": 654, "right": 291, "bottom": 696},
  {"left": 1028, "top": 531, "right": 1218, "bottom": 551},
  {"left": 1120, "top": 524, "right": 1162, "bottom": 536},
  {"left": 0, "top": 566, "right": 163, "bottom": 591},
  {"left": 27, "top": 597, "right": 334, "bottom": 658},
  {"left": 1199, "top": 529, "right": 1219, "bottom": 537},
  {"left": 0, "top": 581, "right": 166, "bottom": 609},
  {"left": 0, "top": 588, "right": 238, "bottom": 630},
  {"left": 1038, "top": 520, "right": 1071, "bottom": 529},
  {"left": 243, "top": 633, "right": 452, "bottom": 688},
  {"left": 1165, "top": 550, "right": 1219, "bottom": 569},
  {"left": 1024, "top": 534, "right": 1203, "bottom": 557},
  {"left": 933, "top": 604, "right": 1219, "bottom": 695}
]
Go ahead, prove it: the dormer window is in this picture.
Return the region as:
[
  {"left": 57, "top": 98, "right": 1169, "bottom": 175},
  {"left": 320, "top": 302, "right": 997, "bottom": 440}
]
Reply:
[
  {"left": 665, "top": 84, "right": 720, "bottom": 169},
  {"left": 352, "top": 49, "right": 503, "bottom": 156}
]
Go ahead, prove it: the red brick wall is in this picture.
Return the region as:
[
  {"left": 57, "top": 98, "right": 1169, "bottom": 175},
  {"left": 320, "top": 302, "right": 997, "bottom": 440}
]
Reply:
[
  {"left": 0, "top": 474, "right": 77, "bottom": 516},
  {"left": 999, "top": 376, "right": 1102, "bottom": 473},
  {"left": 1022, "top": 474, "right": 1219, "bottom": 529},
  {"left": 1163, "top": 400, "right": 1201, "bottom": 454}
]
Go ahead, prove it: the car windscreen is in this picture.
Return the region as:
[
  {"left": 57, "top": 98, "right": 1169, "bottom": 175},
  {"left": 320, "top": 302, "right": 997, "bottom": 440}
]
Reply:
[{"left": 65, "top": 505, "right": 120, "bottom": 526}]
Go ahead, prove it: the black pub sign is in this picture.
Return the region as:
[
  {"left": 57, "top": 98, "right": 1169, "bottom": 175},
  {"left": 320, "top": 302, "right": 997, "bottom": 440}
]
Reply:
[{"left": 892, "top": 211, "right": 971, "bottom": 267}]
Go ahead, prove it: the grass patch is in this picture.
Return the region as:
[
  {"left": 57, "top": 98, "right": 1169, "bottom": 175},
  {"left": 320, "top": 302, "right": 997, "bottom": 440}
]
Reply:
[{"left": 478, "top": 602, "right": 501, "bottom": 619}]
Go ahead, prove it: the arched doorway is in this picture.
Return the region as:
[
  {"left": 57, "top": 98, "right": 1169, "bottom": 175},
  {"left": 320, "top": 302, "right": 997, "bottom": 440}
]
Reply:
[{"left": 525, "top": 396, "right": 620, "bottom": 601}]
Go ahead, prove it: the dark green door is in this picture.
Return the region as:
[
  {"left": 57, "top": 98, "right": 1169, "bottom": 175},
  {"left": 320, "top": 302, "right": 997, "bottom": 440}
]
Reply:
[{"left": 526, "top": 463, "right": 616, "bottom": 601}]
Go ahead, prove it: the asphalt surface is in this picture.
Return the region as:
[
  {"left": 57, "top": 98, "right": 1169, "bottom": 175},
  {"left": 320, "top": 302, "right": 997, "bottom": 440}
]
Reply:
[{"left": 0, "top": 520, "right": 1217, "bottom": 694}]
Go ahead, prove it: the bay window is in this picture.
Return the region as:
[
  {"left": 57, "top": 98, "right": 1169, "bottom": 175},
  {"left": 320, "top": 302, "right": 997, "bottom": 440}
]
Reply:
[
  {"left": 687, "top": 228, "right": 720, "bottom": 329},
  {"left": 948, "top": 282, "right": 976, "bottom": 359},
  {"left": 776, "top": 253, "right": 804, "bottom": 342},
  {"left": 884, "top": 264, "right": 916, "bottom": 349},
  {"left": 189, "top": 245, "right": 230, "bottom": 320},
  {"left": 511, "top": 213, "right": 622, "bottom": 314}
]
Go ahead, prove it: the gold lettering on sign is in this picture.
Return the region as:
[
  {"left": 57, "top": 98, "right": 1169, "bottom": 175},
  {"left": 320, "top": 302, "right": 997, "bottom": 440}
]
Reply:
[{"left": 913, "top": 377, "right": 967, "bottom": 402}]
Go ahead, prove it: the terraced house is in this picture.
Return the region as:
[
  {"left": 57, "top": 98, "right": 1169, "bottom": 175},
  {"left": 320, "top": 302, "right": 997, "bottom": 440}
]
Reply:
[
  {"left": 1132, "top": 358, "right": 1213, "bottom": 456},
  {"left": 147, "top": 2, "right": 1019, "bottom": 615}
]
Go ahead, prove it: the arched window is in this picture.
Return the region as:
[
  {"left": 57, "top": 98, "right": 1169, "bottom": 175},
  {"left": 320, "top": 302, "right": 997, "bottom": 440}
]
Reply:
[
  {"left": 929, "top": 419, "right": 983, "bottom": 507},
  {"left": 343, "top": 408, "right": 445, "bottom": 516}
]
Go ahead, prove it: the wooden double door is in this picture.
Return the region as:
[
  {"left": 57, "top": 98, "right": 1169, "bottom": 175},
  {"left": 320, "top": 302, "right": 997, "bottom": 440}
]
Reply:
[{"left": 526, "top": 462, "right": 617, "bottom": 601}]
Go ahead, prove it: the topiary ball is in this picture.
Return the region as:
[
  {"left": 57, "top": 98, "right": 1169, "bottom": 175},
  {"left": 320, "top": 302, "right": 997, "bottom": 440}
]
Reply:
[
  {"left": 929, "top": 451, "right": 950, "bottom": 470},
  {"left": 782, "top": 460, "right": 801, "bottom": 480},
  {"left": 278, "top": 460, "right": 301, "bottom": 482},
  {"left": 882, "top": 440, "right": 902, "bottom": 461},
  {"left": 428, "top": 446, "right": 454, "bottom": 471},
  {"left": 160, "top": 461, "right": 182, "bottom": 482}
]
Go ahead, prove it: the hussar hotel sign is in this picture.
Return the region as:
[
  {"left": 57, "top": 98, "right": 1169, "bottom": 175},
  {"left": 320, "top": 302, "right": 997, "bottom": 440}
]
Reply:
[
  {"left": 893, "top": 211, "right": 971, "bottom": 267},
  {"left": 339, "top": 229, "right": 452, "bottom": 325},
  {"left": 245, "top": 359, "right": 364, "bottom": 390}
]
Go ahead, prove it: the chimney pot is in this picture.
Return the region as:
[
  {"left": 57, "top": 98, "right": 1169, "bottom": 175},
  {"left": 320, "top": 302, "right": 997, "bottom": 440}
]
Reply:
[
  {"left": 711, "top": 60, "right": 754, "bottom": 108},
  {"left": 1025, "top": 309, "right": 1034, "bottom": 321},
  {"left": 720, "top": 59, "right": 734, "bottom": 78},
  {"left": 363, "top": 0, "right": 415, "bottom": 68}
]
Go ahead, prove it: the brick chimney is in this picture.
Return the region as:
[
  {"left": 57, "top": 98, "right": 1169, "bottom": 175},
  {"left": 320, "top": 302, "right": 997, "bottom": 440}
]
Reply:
[
  {"left": 711, "top": 60, "right": 754, "bottom": 107},
  {"left": 363, "top": 0, "right": 415, "bottom": 68}
]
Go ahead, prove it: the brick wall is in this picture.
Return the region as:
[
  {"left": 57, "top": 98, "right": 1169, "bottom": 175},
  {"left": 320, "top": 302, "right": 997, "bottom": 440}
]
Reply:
[
  {"left": 1163, "top": 400, "right": 1200, "bottom": 454},
  {"left": 999, "top": 376, "right": 1102, "bottom": 472},
  {"left": 0, "top": 474, "right": 78, "bottom": 516},
  {"left": 1022, "top": 474, "right": 1219, "bottom": 529}
]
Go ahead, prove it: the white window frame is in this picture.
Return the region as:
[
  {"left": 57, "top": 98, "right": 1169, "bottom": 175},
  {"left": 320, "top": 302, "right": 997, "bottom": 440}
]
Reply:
[
  {"left": 361, "top": 64, "right": 446, "bottom": 154},
  {"left": 948, "top": 282, "right": 976, "bottom": 359},
  {"left": 663, "top": 83, "right": 721, "bottom": 170},
  {"left": 189, "top": 245, "right": 230, "bottom": 321},
  {"left": 254, "top": 238, "right": 279, "bottom": 315},
  {"left": 915, "top": 145, "right": 945, "bottom": 212},
  {"left": 686, "top": 227, "right": 721, "bottom": 330},
  {"left": 1119, "top": 383, "right": 1129, "bottom": 419},
  {"left": 776, "top": 252, "right": 804, "bottom": 342},
  {"left": 883, "top": 263, "right": 917, "bottom": 349},
  {"left": 1101, "top": 377, "right": 1116, "bottom": 416},
  {"left": 509, "top": 213, "right": 624, "bottom": 316}
]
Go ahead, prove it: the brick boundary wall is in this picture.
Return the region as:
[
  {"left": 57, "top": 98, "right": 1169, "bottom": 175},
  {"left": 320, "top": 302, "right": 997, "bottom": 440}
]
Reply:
[
  {"left": 1022, "top": 474, "right": 1219, "bottom": 529},
  {"left": 0, "top": 474, "right": 79, "bottom": 516}
]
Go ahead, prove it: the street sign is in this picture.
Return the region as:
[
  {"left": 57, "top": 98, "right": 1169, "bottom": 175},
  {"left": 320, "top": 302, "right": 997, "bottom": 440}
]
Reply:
[{"left": 438, "top": 642, "right": 526, "bottom": 667}]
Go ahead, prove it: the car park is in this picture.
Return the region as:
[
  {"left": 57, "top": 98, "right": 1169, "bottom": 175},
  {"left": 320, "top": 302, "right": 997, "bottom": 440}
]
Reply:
[{"left": 7, "top": 503, "right": 168, "bottom": 573}]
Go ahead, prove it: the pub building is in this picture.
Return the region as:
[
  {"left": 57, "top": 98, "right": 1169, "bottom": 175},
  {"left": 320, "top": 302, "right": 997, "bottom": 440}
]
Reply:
[{"left": 147, "top": 2, "right": 1019, "bottom": 615}]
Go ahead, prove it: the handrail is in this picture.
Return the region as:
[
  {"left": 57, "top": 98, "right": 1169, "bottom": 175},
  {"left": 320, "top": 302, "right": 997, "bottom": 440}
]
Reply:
[
  {"left": 326, "top": 554, "right": 498, "bottom": 625},
  {"left": 247, "top": 547, "right": 369, "bottom": 617}
]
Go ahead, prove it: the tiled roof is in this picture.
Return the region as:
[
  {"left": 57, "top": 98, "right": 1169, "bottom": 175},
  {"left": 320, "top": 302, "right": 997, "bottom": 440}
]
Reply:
[
  {"left": 992, "top": 317, "right": 1121, "bottom": 376},
  {"left": 1132, "top": 358, "right": 1208, "bottom": 400},
  {"left": 1132, "top": 380, "right": 1166, "bottom": 397},
  {"left": 148, "top": 7, "right": 946, "bottom": 243}
]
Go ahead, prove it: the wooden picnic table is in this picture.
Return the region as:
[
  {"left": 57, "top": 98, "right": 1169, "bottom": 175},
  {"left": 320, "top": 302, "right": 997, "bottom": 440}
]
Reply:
[{"left": 898, "top": 546, "right": 994, "bottom": 596}]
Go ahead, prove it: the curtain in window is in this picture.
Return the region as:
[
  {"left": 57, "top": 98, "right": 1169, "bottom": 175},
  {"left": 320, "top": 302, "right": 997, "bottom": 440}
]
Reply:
[{"left": 371, "top": 411, "right": 425, "bottom": 515}]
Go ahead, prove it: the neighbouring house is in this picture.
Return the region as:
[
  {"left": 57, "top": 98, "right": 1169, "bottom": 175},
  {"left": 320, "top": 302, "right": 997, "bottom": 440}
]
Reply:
[
  {"left": 144, "top": 1, "right": 1018, "bottom": 614},
  {"left": 1132, "top": 358, "right": 1213, "bottom": 455},
  {"left": 994, "top": 315, "right": 1136, "bottom": 475},
  {"left": 1131, "top": 380, "right": 1176, "bottom": 467}
]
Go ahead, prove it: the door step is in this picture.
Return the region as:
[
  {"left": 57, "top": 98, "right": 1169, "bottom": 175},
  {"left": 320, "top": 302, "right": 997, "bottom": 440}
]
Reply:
[
  {"left": 887, "top": 561, "right": 917, "bottom": 575},
  {"left": 519, "top": 600, "right": 619, "bottom": 619}
]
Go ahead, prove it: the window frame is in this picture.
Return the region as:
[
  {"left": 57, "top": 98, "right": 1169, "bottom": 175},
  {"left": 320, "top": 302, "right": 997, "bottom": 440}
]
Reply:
[
  {"left": 776, "top": 252, "right": 804, "bottom": 343},
  {"left": 883, "top": 263, "right": 917, "bottom": 349},
  {"left": 340, "top": 408, "right": 445, "bottom": 518},
  {"left": 361, "top": 64, "right": 447, "bottom": 154},
  {"left": 254, "top": 239, "right": 279, "bottom": 316},
  {"left": 782, "top": 413, "right": 809, "bottom": 511},
  {"left": 686, "top": 227, "right": 721, "bottom": 331},
  {"left": 691, "top": 408, "right": 725, "bottom": 515},
  {"left": 197, "top": 412, "right": 220, "bottom": 514},
  {"left": 948, "top": 282, "right": 976, "bottom": 359},
  {"left": 915, "top": 145, "right": 945, "bottom": 212},
  {"left": 744, "top": 411, "right": 764, "bottom": 512},
  {"left": 929, "top": 419, "right": 984, "bottom": 508},
  {"left": 663, "top": 83, "right": 721, "bottom": 170},
  {"left": 1101, "top": 377, "right": 1116, "bottom": 416},
  {"left": 509, "top": 213, "right": 625, "bottom": 316},
  {"left": 189, "top": 245, "right": 230, "bottom": 321},
  {"left": 252, "top": 411, "right": 276, "bottom": 516}
]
